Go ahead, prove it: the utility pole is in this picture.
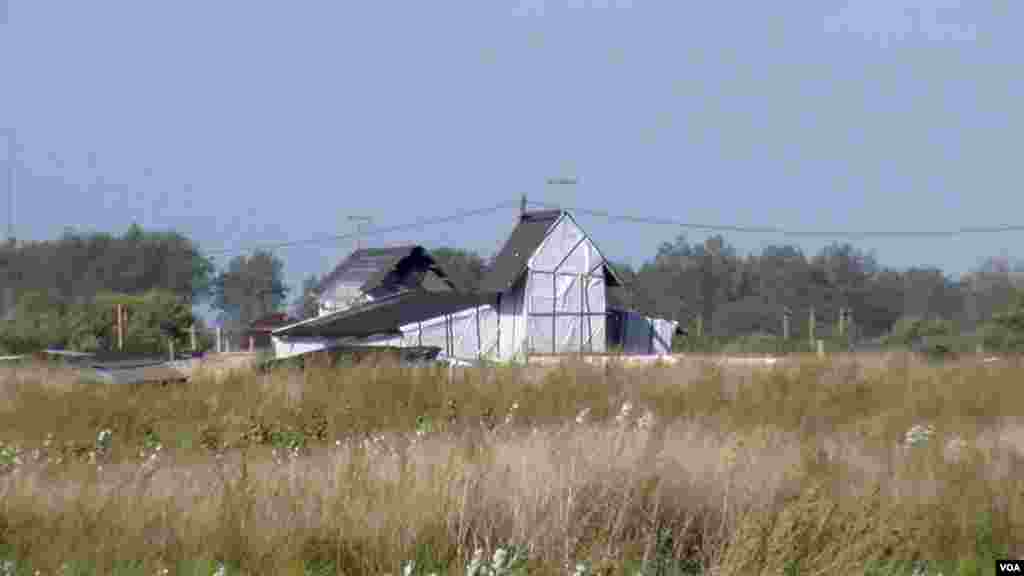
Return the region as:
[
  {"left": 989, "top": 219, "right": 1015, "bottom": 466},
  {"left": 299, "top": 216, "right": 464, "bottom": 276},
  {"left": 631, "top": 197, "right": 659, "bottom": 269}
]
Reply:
[
  {"left": 348, "top": 215, "right": 373, "bottom": 252},
  {"left": 4, "top": 129, "right": 16, "bottom": 246}
]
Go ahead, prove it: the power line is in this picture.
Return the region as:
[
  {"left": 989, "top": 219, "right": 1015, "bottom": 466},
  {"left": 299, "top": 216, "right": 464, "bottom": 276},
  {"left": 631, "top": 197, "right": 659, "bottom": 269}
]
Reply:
[
  {"left": 526, "top": 200, "right": 1024, "bottom": 239},
  {"left": 204, "top": 199, "right": 520, "bottom": 257}
]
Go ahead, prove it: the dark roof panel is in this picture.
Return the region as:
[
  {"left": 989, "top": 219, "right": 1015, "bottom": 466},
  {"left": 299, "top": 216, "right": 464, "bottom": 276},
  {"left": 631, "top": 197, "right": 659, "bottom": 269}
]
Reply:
[
  {"left": 274, "top": 291, "right": 497, "bottom": 339},
  {"left": 317, "top": 245, "right": 457, "bottom": 296},
  {"left": 480, "top": 210, "right": 624, "bottom": 292},
  {"left": 479, "top": 210, "right": 563, "bottom": 293}
]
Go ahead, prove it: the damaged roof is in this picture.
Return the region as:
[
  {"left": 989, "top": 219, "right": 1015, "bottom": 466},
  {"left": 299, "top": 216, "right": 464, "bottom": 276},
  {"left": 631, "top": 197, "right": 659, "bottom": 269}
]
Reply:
[
  {"left": 273, "top": 291, "right": 497, "bottom": 340},
  {"left": 479, "top": 210, "right": 624, "bottom": 293},
  {"left": 317, "top": 245, "right": 457, "bottom": 295}
]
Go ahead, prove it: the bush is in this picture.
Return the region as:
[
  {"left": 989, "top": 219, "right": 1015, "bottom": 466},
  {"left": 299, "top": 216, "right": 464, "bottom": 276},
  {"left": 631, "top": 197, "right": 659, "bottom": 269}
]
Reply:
[
  {"left": 720, "top": 332, "right": 781, "bottom": 355},
  {"left": 982, "top": 289, "right": 1024, "bottom": 354},
  {"left": 0, "top": 290, "right": 195, "bottom": 355}
]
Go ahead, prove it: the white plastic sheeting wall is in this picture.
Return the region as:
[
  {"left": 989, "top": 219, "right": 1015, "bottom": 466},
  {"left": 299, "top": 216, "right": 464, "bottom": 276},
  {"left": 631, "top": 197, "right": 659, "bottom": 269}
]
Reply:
[
  {"left": 391, "top": 304, "right": 500, "bottom": 362},
  {"left": 524, "top": 216, "right": 607, "bottom": 355},
  {"left": 496, "top": 279, "right": 528, "bottom": 362}
]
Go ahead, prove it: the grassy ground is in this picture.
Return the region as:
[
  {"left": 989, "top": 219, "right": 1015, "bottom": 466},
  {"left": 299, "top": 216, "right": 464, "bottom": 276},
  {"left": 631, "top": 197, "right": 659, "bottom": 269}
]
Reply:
[{"left": 0, "top": 353, "right": 1022, "bottom": 575}]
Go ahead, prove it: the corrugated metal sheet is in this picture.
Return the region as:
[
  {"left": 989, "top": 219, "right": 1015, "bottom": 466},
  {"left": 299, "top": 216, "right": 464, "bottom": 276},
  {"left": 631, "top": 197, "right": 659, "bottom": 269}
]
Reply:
[{"left": 274, "top": 291, "right": 497, "bottom": 339}]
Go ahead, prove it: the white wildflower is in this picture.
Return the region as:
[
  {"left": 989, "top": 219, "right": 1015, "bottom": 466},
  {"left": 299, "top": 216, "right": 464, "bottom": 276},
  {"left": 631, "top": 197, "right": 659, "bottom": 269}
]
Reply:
[
  {"left": 945, "top": 435, "right": 969, "bottom": 463},
  {"left": 403, "top": 560, "right": 416, "bottom": 576},
  {"left": 212, "top": 561, "right": 227, "bottom": 576},
  {"left": 466, "top": 548, "right": 485, "bottom": 576},
  {"left": 575, "top": 407, "right": 590, "bottom": 425},
  {"left": 573, "top": 561, "right": 590, "bottom": 576},
  {"left": 1, "top": 559, "right": 15, "bottom": 576},
  {"left": 904, "top": 423, "right": 935, "bottom": 448},
  {"left": 615, "top": 401, "right": 633, "bottom": 425},
  {"left": 637, "top": 409, "right": 655, "bottom": 431},
  {"left": 504, "top": 402, "right": 519, "bottom": 425},
  {"left": 492, "top": 547, "right": 508, "bottom": 570}
]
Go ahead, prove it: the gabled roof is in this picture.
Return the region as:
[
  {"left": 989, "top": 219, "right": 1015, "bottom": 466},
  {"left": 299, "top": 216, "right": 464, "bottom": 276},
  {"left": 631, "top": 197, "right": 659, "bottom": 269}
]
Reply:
[
  {"left": 317, "top": 245, "right": 456, "bottom": 296},
  {"left": 273, "top": 291, "right": 496, "bottom": 340},
  {"left": 479, "top": 210, "right": 624, "bottom": 293},
  {"left": 479, "top": 210, "right": 562, "bottom": 293}
]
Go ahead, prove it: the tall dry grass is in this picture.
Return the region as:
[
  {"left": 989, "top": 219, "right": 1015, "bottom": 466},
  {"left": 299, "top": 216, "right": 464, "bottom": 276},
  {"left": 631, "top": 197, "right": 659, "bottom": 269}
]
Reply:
[{"left": 0, "top": 353, "right": 1022, "bottom": 575}]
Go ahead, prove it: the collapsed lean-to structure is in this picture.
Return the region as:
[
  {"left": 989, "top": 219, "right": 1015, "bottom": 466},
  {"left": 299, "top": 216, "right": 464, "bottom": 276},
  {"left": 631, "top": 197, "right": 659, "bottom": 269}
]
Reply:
[{"left": 271, "top": 209, "right": 681, "bottom": 363}]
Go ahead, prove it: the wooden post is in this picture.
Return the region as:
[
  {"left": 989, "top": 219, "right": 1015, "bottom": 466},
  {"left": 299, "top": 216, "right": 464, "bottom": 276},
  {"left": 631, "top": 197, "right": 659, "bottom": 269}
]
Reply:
[
  {"left": 116, "top": 304, "right": 124, "bottom": 351},
  {"left": 816, "top": 339, "right": 825, "bottom": 358},
  {"left": 169, "top": 338, "right": 175, "bottom": 361},
  {"left": 249, "top": 335, "right": 254, "bottom": 353},
  {"left": 696, "top": 314, "right": 703, "bottom": 339},
  {"left": 838, "top": 307, "right": 846, "bottom": 337},
  {"left": 216, "top": 327, "right": 222, "bottom": 354},
  {"left": 782, "top": 307, "right": 791, "bottom": 341},
  {"left": 189, "top": 325, "right": 197, "bottom": 351},
  {"left": 808, "top": 306, "right": 816, "bottom": 348}
]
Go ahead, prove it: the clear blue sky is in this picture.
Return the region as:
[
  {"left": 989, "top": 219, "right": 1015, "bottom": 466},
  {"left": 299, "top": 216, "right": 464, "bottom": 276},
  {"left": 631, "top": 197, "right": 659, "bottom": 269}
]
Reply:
[{"left": 2, "top": 1, "right": 1022, "bottom": 318}]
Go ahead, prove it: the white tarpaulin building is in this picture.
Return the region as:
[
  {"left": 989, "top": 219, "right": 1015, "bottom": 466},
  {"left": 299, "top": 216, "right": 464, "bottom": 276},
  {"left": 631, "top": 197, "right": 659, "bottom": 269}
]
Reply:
[{"left": 272, "top": 210, "right": 681, "bottom": 363}]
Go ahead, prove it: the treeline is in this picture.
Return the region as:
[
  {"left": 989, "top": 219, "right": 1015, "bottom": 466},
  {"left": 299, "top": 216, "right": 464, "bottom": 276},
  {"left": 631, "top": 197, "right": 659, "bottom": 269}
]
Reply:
[
  {"left": 300, "top": 236, "right": 1024, "bottom": 354},
  {"left": 0, "top": 225, "right": 217, "bottom": 354},
  {"left": 609, "top": 234, "right": 1024, "bottom": 354},
  {"left": 2, "top": 224, "right": 1023, "bottom": 356}
]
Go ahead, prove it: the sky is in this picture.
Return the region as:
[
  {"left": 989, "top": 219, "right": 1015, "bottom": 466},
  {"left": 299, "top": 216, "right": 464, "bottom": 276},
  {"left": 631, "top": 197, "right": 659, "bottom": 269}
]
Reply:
[{"left": 2, "top": 0, "right": 1023, "bottom": 320}]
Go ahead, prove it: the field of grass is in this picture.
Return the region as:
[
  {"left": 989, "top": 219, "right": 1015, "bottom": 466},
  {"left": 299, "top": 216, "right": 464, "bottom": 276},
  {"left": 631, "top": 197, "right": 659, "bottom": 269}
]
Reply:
[{"left": 1, "top": 353, "right": 1023, "bottom": 575}]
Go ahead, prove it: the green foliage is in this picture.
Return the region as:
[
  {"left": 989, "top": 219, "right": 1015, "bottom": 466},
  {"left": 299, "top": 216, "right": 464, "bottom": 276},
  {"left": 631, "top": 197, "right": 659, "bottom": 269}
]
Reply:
[
  {"left": 981, "top": 289, "right": 1024, "bottom": 354},
  {"left": 0, "top": 289, "right": 195, "bottom": 354},
  {"left": 720, "top": 332, "right": 781, "bottom": 355},
  {"left": 211, "top": 250, "right": 289, "bottom": 331},
  {"left": 429, "top": 246, "right": 488, "bottom": 293},
  {"left": 293, "top": 274, "right": 323, "bottom": 320},
  {"left": 879, "top": 315, "right": 973, "bottom": 359},
  {"left": 884, "top": 316, "right": 956, "bottom": 347},
  {"left": 0, "top": 224, "right": 214, "bottom": 305}
]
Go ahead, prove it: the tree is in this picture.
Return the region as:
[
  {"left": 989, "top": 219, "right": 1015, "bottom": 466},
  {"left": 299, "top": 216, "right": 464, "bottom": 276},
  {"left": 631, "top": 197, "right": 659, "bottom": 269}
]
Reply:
[
  {"left": 982, "top": 287, "right": 1024, "bottom": 354},
  {"left": 292, "top": 273, "right": 323, "bottom": 320},
  {"left": 0, "top": 224, "right": 215, "bottom": 307},
  {"left": 211, "top": 250, "right": 290, "bottom": 331},
  {"left": 0, "top": 289, "right": 196, "bottom": 355},
  {"left": 429, "top": 247, "right": 487, "bottom": 293}
]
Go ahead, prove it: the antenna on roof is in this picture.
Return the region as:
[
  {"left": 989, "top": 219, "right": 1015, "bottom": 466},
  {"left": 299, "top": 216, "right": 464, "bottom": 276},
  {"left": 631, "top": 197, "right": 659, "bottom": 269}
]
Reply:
[
  {"left": 348, "top": 215, "right": 373, "bottom": 252},
  {"left": 520, "top": 194, "right": 527, "bottom": 218}
]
